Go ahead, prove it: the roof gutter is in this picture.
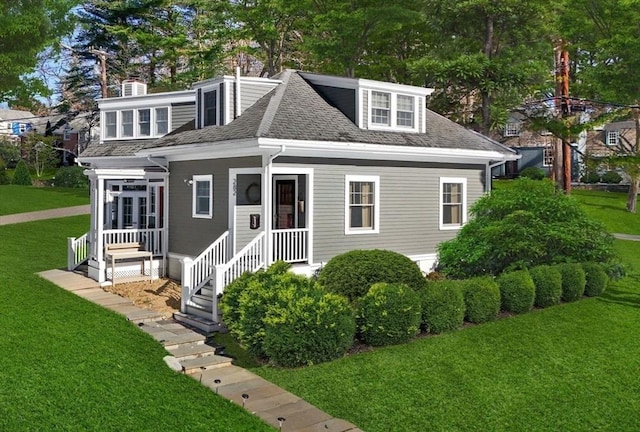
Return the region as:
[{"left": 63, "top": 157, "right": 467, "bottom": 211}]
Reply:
[{"left": 146, "top": 155, "right": 169, "bottom": 172}]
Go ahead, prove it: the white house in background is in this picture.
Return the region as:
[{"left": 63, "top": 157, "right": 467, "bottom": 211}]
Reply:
[
  {"left": 0, "top": 109, "right": 34, "bottom": 139},
  {"left": 70, "top": 70, "right": 518, "bottom": 331}
]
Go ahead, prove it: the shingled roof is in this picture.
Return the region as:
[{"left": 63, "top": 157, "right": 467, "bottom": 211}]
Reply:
[{"left": 81, "top": 70, "right": 514, "bottom": 158}]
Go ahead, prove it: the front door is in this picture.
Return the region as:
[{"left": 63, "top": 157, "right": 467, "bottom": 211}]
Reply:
[{"left": 274, "top": 179, "right": 296, "bottom": 229}]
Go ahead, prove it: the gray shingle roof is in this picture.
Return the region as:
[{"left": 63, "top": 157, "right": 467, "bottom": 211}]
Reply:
[{"left": 81, "top": 70, "right": 514, "bottom": 158}]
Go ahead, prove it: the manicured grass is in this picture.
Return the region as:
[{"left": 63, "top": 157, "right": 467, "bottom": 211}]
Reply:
[
  {"left": 571, "top": 189, "right": 640, "bottom": 235},
  {"left": 0, "top": 216, "right": 273, "bottom": 431},
  {"left": 253, "top": 241, "right": 640, "bottom": 431},
  {"left": 0, "top": 185, "right": 89, "bottom": 215}
]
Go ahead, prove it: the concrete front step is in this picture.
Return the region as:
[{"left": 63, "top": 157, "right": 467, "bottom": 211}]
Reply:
[
  {"left": 181, "top": 354, "right": 232, "bottom": 374},
  {"left": 166, "top": 342, "right": 218, "bottom": 361},
  {"left": 174, "top": 311, "right": 224, "bottom": 333},
  {"left": 158, "top": 331, "right": 207, "bottom": 349}
]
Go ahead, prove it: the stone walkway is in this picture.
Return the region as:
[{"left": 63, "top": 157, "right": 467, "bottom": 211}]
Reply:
[
  {"left": 0, "top": 204, "right": 91, "bottom": 225},
  {"left": 38, "top": 268, "right": 362, "bottom": 432},
  {"left": 613, "top": 233, "right": 640, "bottom": 241}
]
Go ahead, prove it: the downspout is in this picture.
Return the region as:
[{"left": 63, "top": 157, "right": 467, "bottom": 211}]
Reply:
[
  {"left": 487, "top": 160, "right": 506, "bottom": 192},
  {"left": 235, "top": 66, "right": 242, "bottom": 119},
  {"left": 263, "top": 145, "right": 286, "bottom": 267},
  {"left": 146, "top": 155, "right": 169, "bottom": 172}
]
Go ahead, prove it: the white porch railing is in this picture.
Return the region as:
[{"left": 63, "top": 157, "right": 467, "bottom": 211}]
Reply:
[
  {"left": 67, "top": 233, "right": 89, "bottom": 270},
  {"left": 181, "top": 231, "right": 230, "bottom": 312},
  {"left": 103, "top": 228, "right": 165, "bottom": 255},
  {"left": 214, "top": 231, "right": 266, "bottom": 296},
  {"left": 272, "top": 228, "right": 308, "bottom": 263}
]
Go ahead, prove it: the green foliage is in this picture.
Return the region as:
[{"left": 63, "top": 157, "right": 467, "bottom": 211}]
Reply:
[
  {"left": 11, "top": 160, "right": 32, "bottom": 186},
  {"left": 53, "top": 166, "right": 89, "bottom": 189},
  {"left": 519, "top": 167, "right": 546, "bottom": 180},
  {"left": 0, "top": 140, "right": 20, "bottom": 168},
  {"left": 437, "top": 178, "right": 615, "bottom": 278},
  {"left": 529, "top": 265, "right": 562, "bottom": 308},
  {"left": 580, "top": 172, "right": 601, "bottom": 184},
  {"left": 263, "top": 287, "right": 355, "bottom": 367},
  {"left": 317, "top": 249, "right": 426, "bottom": 302},
  {"left": 497, "top": 270, "right": 535, "bottom": 314},
  {"left": 463, "top": 277, "right": 501, "bottom": 324},
  {"left": 0, "top": 160, "right": 9, "bottom": 185},
  {"left": 556, "top": 263, "right": 586, "bottom": 302},
  {"left": 601, "top": 171, "right": 623, "bottom": 184},
  {"left": 420, "top": 280, "right": 465, "bottom": 334},
  {"left": 581, "top": 262, "right": 609, "bottom": 297},
  {"left": 357, "top": 283, "right": 422, "bottom": 347}
]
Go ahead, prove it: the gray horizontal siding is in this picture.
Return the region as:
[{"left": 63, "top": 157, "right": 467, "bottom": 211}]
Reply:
[
  {"left": 276, "top": 159, "right": 485, "bottom": 264},
  {"left": 240, "top": 83, "right": 275, "bottom": 112},
  {"left": 168, "top": 156, "right": 261, "bottom": 256},
  {"left": 171, "top": 102, "right": 195, "bottom": 131},
  {"left": 234, "top": 205, "right": 262, "bottom": 252}
]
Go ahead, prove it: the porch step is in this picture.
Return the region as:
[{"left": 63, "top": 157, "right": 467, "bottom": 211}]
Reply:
[
  {"left": 166, "top": 342, "right": 218, "bottom": 361},
  {"left": 191, "top": 293, "right": 213, "bottom": 310},
  {"left": 158, "top": 331, "right": 207, "bottom": 350},
  {"left": 174, "top": 311, "right": 224, "bottom": 333},
  {"left": 199, "top": 286, "right": 214, "bottom": 298},
  {"left": 180, "top": 354, "right": 232, "bottom": 374},
  {"left": 184, "top": 303, "right": 213, "bottom": 319}
]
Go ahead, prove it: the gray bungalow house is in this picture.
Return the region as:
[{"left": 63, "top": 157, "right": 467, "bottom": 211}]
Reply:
[{"left": 71, "top": 70, "right": 518, "bottom": 330}]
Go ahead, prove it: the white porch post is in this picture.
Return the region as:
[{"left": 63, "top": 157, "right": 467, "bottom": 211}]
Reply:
[
  {"left": 262, "top": 155, "right": 273, "bottom": 266},
  {"left": 87, "top": 173, "right": 107, "bottom": 283}
]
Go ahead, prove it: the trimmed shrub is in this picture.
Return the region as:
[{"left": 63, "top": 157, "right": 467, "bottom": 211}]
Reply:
[
  {"left": 582, "top": 262, "right": 609, "bottom": 297},
  {"left": 580, "top": 172, "right": 601, "bottom": 184},
  {"left": 0, "top": 160, "right": 9, "bottom": 185},
  {"left": 556, "top": 263, "right": 586, "bottom": 302},
  {"left": 357, "top": 282, "right": 422, "bottom": 346},
  {"left": 263, "top": 287, "right": 355, "bottom": 367},
  {"left": 497, "top": 270, "right": 535, "bottom": 314},
  {"left": 601, "top": 171, "right": 623, "bottom": 184},
  {"left": 317, "top": 249, "right": 426, "bottom": 302},
  {"left": 529, "top": 265, "right": 562, "bottom": 308},
  {"left": 54, "top": 166, "right": 89, "bottom": 188},
  {"left": 420, "top": 280, "right": 465, "bottom": 334},
  {"left": 11, "top": 160, "right": 32, "bottom": 185},
  {"left": 519, "top": 167, "right": 546, "bottom": 180},
  {"left": 463, "top": 277, "right": 500, "bottom": 324}
]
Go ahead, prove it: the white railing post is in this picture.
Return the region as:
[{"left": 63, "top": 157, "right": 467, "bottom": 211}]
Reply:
[
  {"left": 181, "top": 257, "right": 193, "bottom": 313},
  {"left": 67, "top": 237, "right": 75, "bottom": 271}
]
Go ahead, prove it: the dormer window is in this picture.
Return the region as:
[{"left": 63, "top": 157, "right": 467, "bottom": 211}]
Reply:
[
  {"left": 105, "top": 112, "right": 117, "bottom": 138},
  {"left": 138, "top": 109, "right": 151, "bottom": 136},
  {"left": 607, "top": 130, "right": 619, "bottom": 146},
  {"left": 368, "top": 90, "right": 418, "bottom": 131},
  {"left": 204, "top": 90, "right": 218, "bottom": 126},
  {"left": 102, "top": 107, "right": 171, "bottom": 140},
  {"left": 121, "top": 110, "right": 134, "bottom": 137},
  {"left": 504, "top": 122, "right": 521, "bottom": 137}
]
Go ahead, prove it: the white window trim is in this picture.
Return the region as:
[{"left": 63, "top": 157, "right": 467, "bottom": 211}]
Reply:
[
  {"left": 199, "top": 83, "right": 221, "bottom": 129},
  {"left": 439, "top": 177, "right": 467, "bottom": 231},
  {"left": 345, "top": 175, "right": 380, "bottom": 235},
  {"left": 606, "top": 130, "right": 619, "bottom": 146},
  {"left": 542, "top": 147, "right": 553, "bottom": 167},
  {"left": 192, "top": 174, "right": 213, "bottom": 219},
  {"left": 367, "top": 90, "right": 419, "bottom": 133},
  {"left": 504, "top": 122, "right": 521, "bottom": 137},
  {"left": 102, "top": 106, "right": 172, "bottom": 141}
]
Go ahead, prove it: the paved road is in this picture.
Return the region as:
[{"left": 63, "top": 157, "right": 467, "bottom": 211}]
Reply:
[{"left": 0, "top": 205, "right": 91, "bottom": 226}]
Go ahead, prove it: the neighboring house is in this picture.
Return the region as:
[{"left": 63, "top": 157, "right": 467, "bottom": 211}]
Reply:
[
  {"left": 0, "top": 109, "right": 34, "bottom": 140},
  {"left": 72, "top": 70, "right": 518, "bottom": 330}
]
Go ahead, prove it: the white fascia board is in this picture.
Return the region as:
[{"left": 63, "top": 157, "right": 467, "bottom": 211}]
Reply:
[
  {"left": 98, "top": 91, "right": 195, "bottom": 110},
  {"left": 137, "top": 138, "right": 262, "bottom": 161},
  {"left": 259, "top": 138, "right": 517, "bottom": 163},
  {"left": 79, "top": 156, "right": 158, "bottom": 170},
  {"left": 358, "top": 78, "right": 434, "bottom": 97},
  {"left": 192, "top": 76, "right": 282, "bottom": 89}
]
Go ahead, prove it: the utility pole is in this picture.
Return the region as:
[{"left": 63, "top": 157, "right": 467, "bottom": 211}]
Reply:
[
  {"left": 88, "top": 47, "right": 110, "bottom": 99},
  {"left": 554, "top": 43, "right": 572, "bottom": 193}
]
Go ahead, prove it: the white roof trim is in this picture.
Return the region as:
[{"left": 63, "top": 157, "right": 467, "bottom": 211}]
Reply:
[{"left": 98, "top": 91, "right": 195, "bottom": 109}]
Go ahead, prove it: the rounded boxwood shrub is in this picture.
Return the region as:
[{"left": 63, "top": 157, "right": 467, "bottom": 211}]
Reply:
[
  {"left": 519, "top": 167, "right": 546, "bottom": 180},
  {"left": 54, "top": 166, "right": 89, "bottom": 188},
  {"left": 601, "top": 170, "right": 623, "bottom": 184},
  {"left": 11, "top": 159, "right": 32, "bottom": 185},
  {"left": 580, "top": 172, "right": 601, "bottom": 184},
  {"left": 463, "top": 277, "right": 500, "bottom": 324},
  {"left": 357, "top": 282, "right": 422, "bottom": 346},
  {"left": 529, "top": 265, "right": 562, "bottom": 308},
  {"left": 317, "top": 249, "right": 426, "bottom": 302},
  {"left": 556, "top": 263, "right": 586, "bottom": 302},
  {"left": 420, "top": 280, "right": 465, "bottom": 334},
  {"left": 263, "top": 287, "right": 355, "bottom": 367},
  {"left": 497, "top": 270, "right": 535, "bottom": 314},
  {"left": 581, "top": 262, "right": 609, "bottom": 297}
]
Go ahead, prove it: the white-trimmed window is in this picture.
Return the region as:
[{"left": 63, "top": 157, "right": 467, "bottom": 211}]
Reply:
[
  {"left": 440, "top": 177, "right": 467, "bottom": 230},
  {"left": 63, "top": 127, "right": 71, "bottom": 141},
  {"left": 105, "top": 111, "right": 117, "bottom": 138},
  {"left": 368, "top": 91, "right": 418, "bottom": 131},
  {"left": 543, "top": 147, "right": 554, "bottom": 167},
  {"left": 204, "top": 90, "right": 218, "bottom": 126},
  {"left": 192, "top": 175, "right": 213, "bottom": 218},
  {"left": 607, "top": 130, "right": 619, "bottom": 146},
  {"left": 504, "top": 122, "right": 521, "bottom": 137},
  {"left": 138, "top": 109, "right": 151, "bottom": 136},
  {"left": 345, "top": 175, "right": 379, "bottom": 234},
  {"left": 155, "top": 107, "right": 168, "bottom": 135},
  {"left": 121, "top": 110, "right": 134, "bottom": 137},
  {"left": 371, "top": 91, "right": 391, "bottom": 126},
  {"left": 396, "top": 94, "right": 415, "bottom": 128}
]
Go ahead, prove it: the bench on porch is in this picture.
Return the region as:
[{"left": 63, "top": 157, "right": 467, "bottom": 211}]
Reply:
[{"left": 105, "top": 242, "right": 153, "bottom": 286}]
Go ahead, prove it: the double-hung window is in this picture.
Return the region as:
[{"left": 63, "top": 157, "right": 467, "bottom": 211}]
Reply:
[
  {"left": 138, "top": 109, "right": 151, "bottom": 136},
  {"left": 369, "top": 91, "right": 418, "bottom": 131},
  {"left": 371, "top": 91, "right": 391, "bottom": 126},
  {"left": 192, "top": 175, "right": 213, "bottom": 218},
  {"left": 607, "top": 130, "right": 619, "bottom": 146},
  {"left": 204, "top": 90, "right": 217, "bottom": 126},
  {"left": 105, "top": 112, "right": 117, "bottom": 138},
  {"left": 504, "top": 122, "right": 521, "bottom": 137},
  {"left": 396, "top": 94, "right": 415, "bottom": 128},
  {"left": 121, "top": 110, "right": 134, "bottom": 137},
  {"left": 440, "top": 177, "right": 467, "bottom": 230},
  {"left": 155, "top": 107, "right": 169, "bottom": 135},
  {"left": 543, "top": 147, "right": 554, "bottom": 167},
  {"left": 345, "top": 175, "right": 380, "bottom": 234}
]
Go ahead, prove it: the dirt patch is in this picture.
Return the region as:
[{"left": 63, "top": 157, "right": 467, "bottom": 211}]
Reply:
[{"left": 104, "top": 278, "right": 181, "bottom": 317}]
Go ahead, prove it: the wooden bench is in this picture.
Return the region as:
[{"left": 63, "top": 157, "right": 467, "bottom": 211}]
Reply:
[{"left": 105, "top": 242, "right": 153, "bottom": 286}]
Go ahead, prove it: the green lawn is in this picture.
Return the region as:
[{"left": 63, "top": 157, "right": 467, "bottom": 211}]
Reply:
[
  {"left": 571, "top": 189, "right": 640, "bottom": 235},
  {"left": 0, "top": 216, "right": 273, "bottom": 431},
  {"left": 0, "top": 185, "right": 89, "bottom": 215}
]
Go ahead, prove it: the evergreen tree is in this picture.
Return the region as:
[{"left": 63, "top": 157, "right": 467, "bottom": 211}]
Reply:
[{"left": 11, "top": 160, "right": 32, "bottom": 186}]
